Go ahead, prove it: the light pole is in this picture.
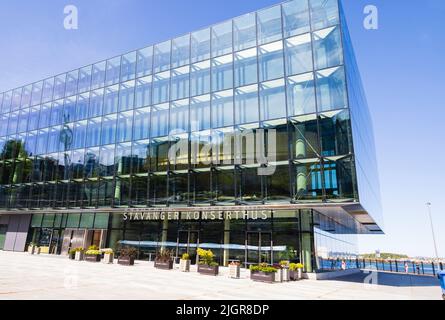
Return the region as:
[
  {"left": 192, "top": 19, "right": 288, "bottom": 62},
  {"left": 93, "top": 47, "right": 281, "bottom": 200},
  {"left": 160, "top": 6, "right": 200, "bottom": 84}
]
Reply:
[{"left": 426, "top": 203, "right": 439, "bottom": 260}]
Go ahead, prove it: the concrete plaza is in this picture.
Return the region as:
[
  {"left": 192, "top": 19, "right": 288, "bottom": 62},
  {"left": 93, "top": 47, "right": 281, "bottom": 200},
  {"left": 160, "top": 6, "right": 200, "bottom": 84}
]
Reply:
[{"left": 0, "top": 251, "right": 441, "bottom": 300}]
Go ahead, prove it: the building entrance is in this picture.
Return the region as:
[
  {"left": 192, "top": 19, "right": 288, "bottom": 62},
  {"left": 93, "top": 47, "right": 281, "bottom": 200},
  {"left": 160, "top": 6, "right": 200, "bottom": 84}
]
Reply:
[{"left": 245, "top": 231, "right": 273, "bottom": 267}]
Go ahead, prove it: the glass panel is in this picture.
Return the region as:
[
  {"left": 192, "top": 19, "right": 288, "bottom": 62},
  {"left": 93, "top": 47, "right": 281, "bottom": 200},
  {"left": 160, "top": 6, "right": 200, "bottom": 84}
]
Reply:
[
  {"left": 234, "top": 48, "right": 258, "bottom": 87},
  {"left": 212, "top": 90, "right": 234, "bottom": 128},
  {"left": 137, "top": 46, "right": 153, "bottom": 78},
  {"left": 190, "top": 60, "right": 210, "bottom": 97},
  {"left": 119, "top": 80, "right": 135, "bottom": 112},
  {"left": 80, "top": 213, "right": 94, "bottom": 228},
  {"left": 234, "top": 13, "right": 257, "bottom": 51},
  {"left": 86, "top": 117, "right": 102, "bottom": 147},
  {"left": 171, "top": 66, "right": 190, "bottom": 101},
  {"left": 190, "top": 95, "right": 211, "bottom": 132},
  {"left": 257, "top": 5, "right": 283, "bottom": 45},
  {"left": 20, "top": 85, "right": 32, "bottom": 109},
  {"left": 260, "top": 79, "right": 286, "bottom": 121},
  {"left": 94, "top": 213, "right": 109, "bottom": 229},
  {"left": 287, "top": 73, "right": 316, "bottom": 116},
  {"left": 99, "top": 144, "right": 115, "bottom": 177},
  {"left": 103, "top": 85, "right": 119, "bottom": 115},
  {"left": 153, "top": 71, "right": 170, "bottom": 104},
  {"left": 73, "top": 121, "right": 87, "bottom": 149},
  {"left": 310, "top": 0, "right": 339, "bottom": 30},
  {"left": 212, "top": 21, "right": 232, "bottom": 57},
  {"left": 31, "top": 82, "right": 43, "bottom": 106},
  {"left": 101, "top": 114, "right": 117, "bottom": 145},
  {"left": 28, "top": 106, "right": 40, "bottom": 131},
  {"left": 172, "top": 34, "right": 190, "bottom": 68},
  {"left": 282, "top": 0, "right": 311, "bottom": 37},
  {"left": 53, "top": 74, "right": 66, "bottom": 100},
  {"left": 316, "top": 66, "right": 347, "bottom": 112},
  {"left": 63, "top": 96, "right": 76, "bottom": 123},
  {"left": 50, "top": 100, "right": 64, "bottom": 126},
  {"left": 121, "top": 51, "right": 137, "bottom": 82},
  {"left": 117, "top": 111, "right": 134, "bottom": 143},
  {"left": 133, "top": 107, "right": 151, "bottom": 140},
  {"left": 153, "top": 41, "right": 171, "bottom": 73},
  {"left": 39, "top": 104, "right": 51, "bottom": 129},
  {"left": 89, "top": 89, "right": 104, "bottom": 118},
  {"left": 75, "top": 93, "right": 90, "bottom": 121},
  {"left": 285, "top": 33, "right": 313, "bottom": 76},
  {"left": 319, "top": 109, "right": 352, "bottom": 157},
  {"left": 132, "top": 140, "right": 150, "bottom": 174},
  {"left": 2, "top": 91, "right": 12, "bottom": 113},
  {"left": 259, "top": 41, "right": 284, "bottom": 82},
  {"left": 65, "top": 71, "right": 79, "bottom": 97},
  {"left": 36, "top": 128, "right": 49, "bottom": 154},
  {"left": 290, "top": 117, "right": 320, "bottom": 160},
  {"left": 135, "top": 76, "right": 152, "bottom": 108},
  {"left": 105, "top": 56, "right": 121, "bottom": 86},
  {"left": 191, "top": 28, "right": 211, "bottom": 63},
  {"left": 11, "top": 88, "right": 22, "bottom": 111},
  {"left": 235, "top": 84, "right": 259, "bottom": 125},
  {"left": 212, "top": 54, "right": 233, "bottom": 92},
  {"left": 17, "top": 109, "right": 29, "bottom": 133},
  {"left": 170, "top": 99, "right": 189, "bottom": 134},
  {"left": 78, "top": 66, "right": 92, "bottom": 93},
  {"left": 294, "top": 160, "right": 323, "bottom": 201},
  {"left": 91, "top": 61, "right": 106, "bottom": 90},
  {"left": 150, "top": 104, "right": 169, "bottom": 138},
  {"left": 313, "top": 26, "right": 343, "bottom": 70},
  {"left": 7, "top": 112, "right": 18, "bottom": 135}
]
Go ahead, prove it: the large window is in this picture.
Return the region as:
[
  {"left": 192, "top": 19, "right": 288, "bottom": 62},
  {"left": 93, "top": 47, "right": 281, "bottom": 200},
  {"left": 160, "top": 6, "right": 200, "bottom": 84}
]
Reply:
[
  {"left": 212, "top": 54, "right": 233, "bottom": 92},
  {"left": 235, "top": 85, "right": 259, "bottom": 125},
  {"left": 282, "top": 0, "right": 310, "bottom": 37},
  {"left": 116, "top": 111, "right": 134, "bottom": 143},
  {"left": 234, "top": 48, "right": 258, "bottom": 87},
  {"left": 119, "top": 80, "right": 135, "bottom": 112},
  {"left": 153, "top": 72, "right": 170, "bottom": 105},
  {"left": 76, "top": 93, "right": 90, "bottom": 121},
  {"left": 53, "top": 75, "right": 66, "bottom": 101},
  {"left": 106, "top": 57, "right": 121, "bottom": 86},
  {"left": 287, "top": 73, "right": 316, "bottom": 116},
  {"left": 212, "top": 90, "right": 234, "bottom": 128},
  {"left": 191, "top": 61, "right": 210, "bottom": 97},
  {"left": 89, "top": 89, "right": 104, "bottom": 118},
  {"left": 260, "top": 79, "right": 287, "bottom": 121},
  {"left": 190, "top": 95, "right": 211, "bottom": 132},
  {"left": 65, "top": 71, "right": 78, "bottom": 97},
  {"left": 91, "top": 61, "right": 106, "bottom": 90},
  {"left": 101, "top": 114, "right": 117, "bottom": 145},
  {"left": 191, "top": 28, "right": 211, "bottom": 63},
  {"left": 150, "top": 104, "right": 169, "bottom": 138},
  {"left": 259, "top": 41, "right": 284, "bottom": 82},
  {"left": 172, "top": 35, "right": 190, "bottom": 68},
  {"left": 121, "top": 51, "right": 137, "bottom": 82},
  {"left": 170, "top": 99, "right": 189, "bottom": 134},
  {"left": 257, "top": 5, "right": 283, "bottom": 45},
  {"left": 135, "top": 76, "right": 152, "bottom": 108},
  {"left": 234, "top": 13, "right": 257, "bottom": 51},
  {"left": 78, "top": 66, "right": 92, "bottom": 93},
  {"left": 316, "top": 66, "right": 347, "bottom": 112},
  {"left": 310, "top": 0, "right": 339, "bottom": 31},
  {"left": 73, "top": 121, "right": 87, "bottom": 149},
  {"left": 212, "top": 21, "right": 232, "bottom": 57},
  {"left": 103, "top": 85, "right": 119, "bottom": 115},
  {"left": 133, "top": 107, "right": 151, "bottom": 141},
  {"left": 31, "top": 82, "right": 43, "bottom": 106},
  {"left": 285, "top": 34, "right": 313, "bottom": 76},
  {"left": 153, "top": 41, "right": 171, "bottom": 73},
  {"left": 313, "top": 26, "right": 343, "bottom": 70},
  {"left": 86, "top": 117, "right": 102, "bottom": 147},
  {"left": 171, "top": 66, "right": 190, "bottom": 101},
  {"left": 137, "top": 46, "right": 153, "bottom": 78}
]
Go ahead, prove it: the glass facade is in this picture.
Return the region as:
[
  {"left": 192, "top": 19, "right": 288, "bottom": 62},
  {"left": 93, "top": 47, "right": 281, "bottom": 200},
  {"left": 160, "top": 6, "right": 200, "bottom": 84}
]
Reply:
[{"left": 0, "top": 0, "right": 381, "bottom": 270}]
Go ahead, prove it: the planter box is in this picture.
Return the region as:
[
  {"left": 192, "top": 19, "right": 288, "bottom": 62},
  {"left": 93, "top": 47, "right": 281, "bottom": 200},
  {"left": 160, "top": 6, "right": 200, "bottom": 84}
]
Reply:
[
  {"left": 85, "top": 254, "right": 101, "bottom": 262},
  {"left": 103, "top": 253, "right": 114, "bottom": 264},
  {"left": 179, "top": 259, "right": 191, "bottom": 272},
  {"left": 118, "top": 256, "right": 135, "bottom": 266},
  {"left": 251, "top": 271, "right": 276, "bottom": 283},
  {"left": 155, "top": 260, "right": 174, "bottom": 270},
  {"left": 229, "top": 264, "right": 241, "bottom": 279},
  {"left": 274, "top": 269, "right": 283, "bottom": 283},
  {"left": 282, "top": 268, "right": 290, "bottom": 282},
  {"left": 75, "top": 251, "right": 84, "bottom": 261},
  {"left": 68, "top": 253, "right": 76, "bottom": 260},
  {"left": 289, "top": 269, "right": 303, "bottom": 281},
  {"left": 198, "top": 265, "right": 219, "bottom": 276}
]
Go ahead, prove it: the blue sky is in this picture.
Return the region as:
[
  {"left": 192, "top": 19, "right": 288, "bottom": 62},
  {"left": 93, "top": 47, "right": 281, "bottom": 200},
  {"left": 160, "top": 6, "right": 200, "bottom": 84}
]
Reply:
[{"left": 0, "top": 0, "right": 443, "bottom": 257}]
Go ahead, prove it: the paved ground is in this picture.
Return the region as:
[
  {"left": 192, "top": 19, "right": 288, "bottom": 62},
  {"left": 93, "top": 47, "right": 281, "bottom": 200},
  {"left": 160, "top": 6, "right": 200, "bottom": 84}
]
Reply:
[{"left": 0, "top": 251, "right": 442, "bottom": 300}]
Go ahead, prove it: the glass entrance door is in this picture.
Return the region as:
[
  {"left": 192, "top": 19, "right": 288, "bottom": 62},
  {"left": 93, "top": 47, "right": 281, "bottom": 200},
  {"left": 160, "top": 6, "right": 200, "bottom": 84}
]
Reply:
[
  {"left": 246, "top": 232, "right": 273, "bottom": 268},
  {"left": 176, "top": 230, "right": 200, "bottom": 265}
]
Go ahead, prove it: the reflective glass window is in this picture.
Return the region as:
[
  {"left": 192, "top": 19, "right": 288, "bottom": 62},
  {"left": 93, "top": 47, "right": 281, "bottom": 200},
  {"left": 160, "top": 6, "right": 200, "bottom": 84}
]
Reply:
[
  {"left": 191, "top": 28, "right": 211, "bottom": 63},
  {"left": 151, "top": 104, "right": 169, "bottom": 137},
  {"left": 285, "top": 33, "right": 313, "bottom": 76},
  {"left": 99, "top": 145, "right": 116, "bottom": 177},
  {"left": 313, "top": 26, "right": 343, "bottom": 70},
  {"left": 212, "top": 54, "right": 233, "bottom": 92},
  {"left": 282, "top": 0, "right": 311, "bottom": 37},
  {"left": 31, "top": 82, "right": 43, "bottom": 106},
  {"left": 257, "top": 5, "right": 283, "bottom": 45},
  {"left": 287, "top": 72, "right": 316, "bottom": 116},
  {"left": 89, "top": 89, "right": 104, "bottom": 118},
  {"left": 78, "top": 66, "right": 92, "bottom": 93},
  {"left": 234, "top": 48, "right": 258, "bottom": 87},
  {"left": 103, "top": 85, "right": 119, "bottom": 115},
  {"left": 39, "top": 103, "right": 51, "bottom": 129},
  {"left": 91, "top": 61, "right": 106, "bottom": 90},
  {"left": 212, "top": 21, "right": 233, "bottom": 57},
  {"left": 73, "top": 121, "right": 87, "bottom": 149},
  {"left": 106, "top": 56, "right": 121, "bottom": 86},
  {"left": 190, "top": 60, "right": 210, "bottom": 97},
  {"left": 0, "top": 115, "right": 7, "bottom": 136},
  {"left": 133, "top": 107, "right": 151, "bottom": 140},
  {"left": 75, "top": 93, "right": 90, "bottom": 121},
  {"left": 28, "top": 106, "right": 40, "bottom": 131},
  {"left": 36, "top": 128, "right": 48, "bottom": 155},
  {"left": 50, "top": 100, "right": 64, "bottom": 126},
  {"left": 316, "top": 66, "right": 347, "bottom": 112},
  {"left": 310, "top": 0, "right": 339, "bottom": 30},
  {"left": 115, "top": 142, "right": 132, "bottom": 175},
  {"left": 42, "top": 78, "right": 54, "bottom": 103},
  {"left": 260, "top": 79, "right": 287, "bottom": 121},
  {"left": 137, "top": 46, "right": 153, "bottom": 78},
  {"left": 25, "top": 131, "right": 37, "bottom": 156},
  {"left": 2, "top": 91, "right": 12, "bottom": 113},
  {"left": 121, "top": 51, "right": 137, "bottom": 82},
  {"left": 11, "top": 88, "right": 22, "bottom": 111},
  {"left": 169, "top": 99, "right": 189, "bottom": 134},
  {"left": 65, "top": 71, "right": 79, "bottom": 97},
  {"left": 172, "top": 34, "right": 190, "bottom": 68},
  {"left": 190, "top": 95, "right": 211, "bottom": 132},
  {"left": 21, "top": 85, "right": 32, "bottom": 109},
  {"left": 119, "top": 80, "right": 135, "bottom": 112},
  {"left": 259, "top": 41, "right": 284, "bottom": 82},
  {"left": 63, "top": 96, "right": 77, "bottom": 123},
  {"left": 234, "top": 13, "right": 257, "bottom": 51},
  {"left": 117, "top": 111, "right": 134, "bottom": 143},
  {"left": 0, "top": 93, "right": 3, "bottom": 113},
  {"left": 171, "top": 66, "right": 190, "bottom": 101},
  {"left": 17, "top": 109, "right": 29, "bottom": 133},
  {"left": 235, "top": 84, "right": 259, "bottom": 125},
  {"left": 101, "top": 114, "right": 117, "bottom": 145},
  {"left": 135, "top": 76, "right": 152, "bottom": 108},
  {"left": 53, "top": 74, "right": 67, "bottom": 100},
  {"left": 86, "top": 117, "right": 102, "bottom": 147},
  {"left": 7, "top": 112, "right": 18, "bottom": 135},
  {"left": 47, "top": 126, "right": 61, "bottom": 153},
  {"left": 212, "top": 90, "right": 234, "bottom": 128},
  {"left": 153, "top": 41, "right": 171, "bottom": 73},
  {"left": 153, "top": 71, "right": 170, "bottom": 104}
]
